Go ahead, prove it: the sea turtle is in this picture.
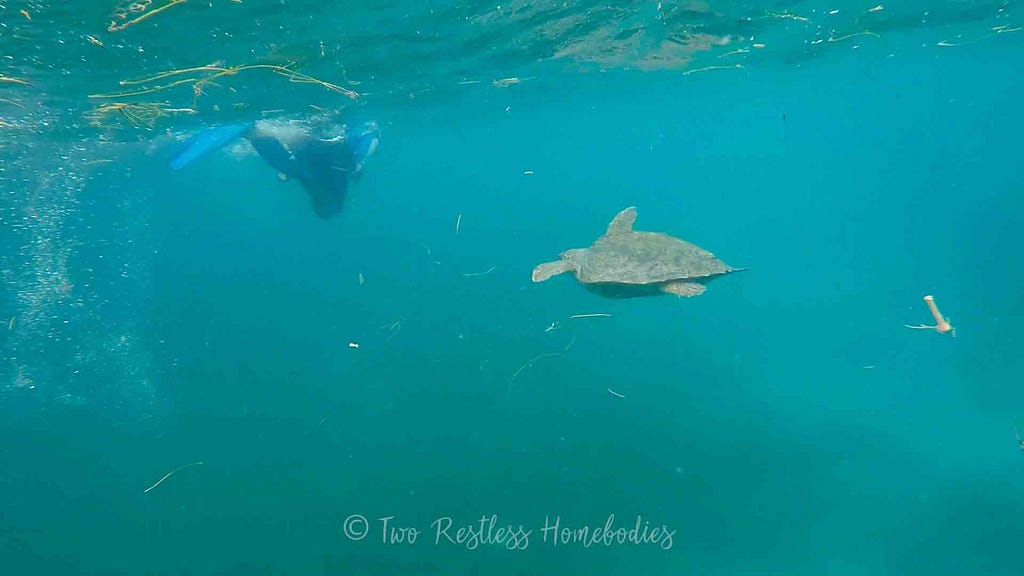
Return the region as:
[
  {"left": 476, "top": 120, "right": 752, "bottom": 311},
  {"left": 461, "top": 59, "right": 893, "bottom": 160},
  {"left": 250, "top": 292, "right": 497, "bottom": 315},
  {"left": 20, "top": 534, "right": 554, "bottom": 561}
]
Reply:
[{"left": 531, "top": 206, "right": 743, "bottom": 298}]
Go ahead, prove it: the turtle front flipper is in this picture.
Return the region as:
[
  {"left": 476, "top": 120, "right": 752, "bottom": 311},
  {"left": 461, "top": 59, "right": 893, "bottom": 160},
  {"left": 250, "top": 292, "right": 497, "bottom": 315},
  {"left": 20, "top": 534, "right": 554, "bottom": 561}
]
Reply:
[
  {"left": 532, "top": 260, "right": 573, "bottom": 282},
  {"left": 661, "top": 281, "right": 706, "bottom": 297},
  {"left": 605, "top": 206, "right": 638, "bottom": 236}
]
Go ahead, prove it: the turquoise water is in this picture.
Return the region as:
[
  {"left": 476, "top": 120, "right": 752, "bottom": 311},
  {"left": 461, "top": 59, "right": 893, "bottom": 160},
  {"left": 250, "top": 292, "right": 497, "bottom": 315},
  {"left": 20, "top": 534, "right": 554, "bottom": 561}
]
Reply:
[{"left": 2, "top": 1, "right": 1024, "bottom": 574}]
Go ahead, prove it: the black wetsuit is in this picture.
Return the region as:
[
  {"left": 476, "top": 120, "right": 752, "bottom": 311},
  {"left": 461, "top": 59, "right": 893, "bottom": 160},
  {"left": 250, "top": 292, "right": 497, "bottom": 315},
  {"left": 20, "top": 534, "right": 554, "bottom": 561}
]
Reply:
[{"left": 245, "top": 127, "right": 357, "bottom": 219}]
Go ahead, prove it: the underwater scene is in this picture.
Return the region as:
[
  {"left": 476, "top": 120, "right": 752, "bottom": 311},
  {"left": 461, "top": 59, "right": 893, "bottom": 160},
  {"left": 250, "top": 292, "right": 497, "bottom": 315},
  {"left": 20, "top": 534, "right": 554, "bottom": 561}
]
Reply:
[{"left": 1, "top": 1, "right": 1023, "bottom": 574}]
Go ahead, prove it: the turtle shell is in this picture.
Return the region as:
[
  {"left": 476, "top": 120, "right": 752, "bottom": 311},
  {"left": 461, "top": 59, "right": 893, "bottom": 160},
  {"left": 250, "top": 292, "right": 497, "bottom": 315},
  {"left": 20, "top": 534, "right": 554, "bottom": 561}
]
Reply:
[{"left": 574, "top": 231, "right": 731, "bottom": 285}]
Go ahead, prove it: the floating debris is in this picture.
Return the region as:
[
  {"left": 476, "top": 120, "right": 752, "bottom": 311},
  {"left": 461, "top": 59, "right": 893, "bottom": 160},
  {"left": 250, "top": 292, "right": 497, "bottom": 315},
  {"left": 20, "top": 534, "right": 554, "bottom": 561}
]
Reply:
[
  {"left": 0, "top": 75, "right": 31, "bottom": 86},
  {"left": 89, "top": 63, "right": 358, "bottom": 110},
  {"left": 763, "top": 10, "right": 810, "bottom": 23},
  {"left": 719, "top": 48, "right": 750, "bottom": 58},
  {"left": 379, "top": 320, "right": 402, "bottom": 342},
  {"left": 462, "top": 266, "right": 495, "bottom": 277},
  {"left": 144, "top": 461, "right": 204, "bottom": 494},
  {"left": 905, "top": 294, "right": 955, "bottom": 337},
  {"left": 562, "top": 332, "right": 576, "bottom": 352},
  {"left": 829, "top": 31, "right": 880, "bottom": 44},
  {"left": 493, "top": 77, "right": 522, "bottom": 87},
  {"left": 607, "top": 388, "right": 626, "bottom": 399},
  {"left": 86, "top": 102, "right": 192, "bottom": 130},
  {"left": 109, "top": 0, "right": 188, "bottom": 33},
  {"left": 683, "top": 64, "right": 743, "bottom": 76},
  {"left": 510, "top": 353, "right": 566, "bottom": 385}
]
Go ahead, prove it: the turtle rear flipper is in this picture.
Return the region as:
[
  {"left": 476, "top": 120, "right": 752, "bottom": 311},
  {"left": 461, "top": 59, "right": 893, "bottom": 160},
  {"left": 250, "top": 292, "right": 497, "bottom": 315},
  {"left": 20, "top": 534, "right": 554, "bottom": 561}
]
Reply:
[
  {"left": 661, "top": 281, "right": 706, "bottom": 297},
  {"left": 532, "top": 260, "right": 573, "bottom": 282}
]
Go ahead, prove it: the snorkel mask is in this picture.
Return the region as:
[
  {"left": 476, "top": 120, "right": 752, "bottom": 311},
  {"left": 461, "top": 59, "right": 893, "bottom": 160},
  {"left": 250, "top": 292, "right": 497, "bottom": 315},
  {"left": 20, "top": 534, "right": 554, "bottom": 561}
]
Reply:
[{"left": 351, "top": 121, "right": 381, "bottom": 171}]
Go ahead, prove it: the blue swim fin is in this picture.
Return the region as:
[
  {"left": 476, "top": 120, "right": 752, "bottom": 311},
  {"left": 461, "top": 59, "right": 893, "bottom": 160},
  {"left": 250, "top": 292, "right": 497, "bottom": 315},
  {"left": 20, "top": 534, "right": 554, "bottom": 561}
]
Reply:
[{"left": 169, "top": 122, "right": 255, "bottom": 170}]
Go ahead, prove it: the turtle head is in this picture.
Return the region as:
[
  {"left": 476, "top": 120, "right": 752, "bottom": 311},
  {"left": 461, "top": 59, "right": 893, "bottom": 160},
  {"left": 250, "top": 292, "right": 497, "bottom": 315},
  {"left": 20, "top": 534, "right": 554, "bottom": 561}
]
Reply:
[
  {"left": 560, "top": 248, "right": 585, "bottom": 267},
  {"left": 531, "top": 249, "right": 583, "bottom": 283}
]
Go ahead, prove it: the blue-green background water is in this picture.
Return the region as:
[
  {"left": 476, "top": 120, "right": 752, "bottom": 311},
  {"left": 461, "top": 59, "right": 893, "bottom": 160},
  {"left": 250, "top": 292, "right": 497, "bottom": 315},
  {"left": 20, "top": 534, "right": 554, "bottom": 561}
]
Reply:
[{"left": 2, "top": 1, "right": 1024, "bottom": 574}]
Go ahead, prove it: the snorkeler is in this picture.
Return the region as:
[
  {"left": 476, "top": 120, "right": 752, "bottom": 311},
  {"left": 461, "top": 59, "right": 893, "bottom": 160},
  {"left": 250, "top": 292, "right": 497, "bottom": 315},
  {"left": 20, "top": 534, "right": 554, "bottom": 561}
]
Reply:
[{"left": 169, "top": 117, "right": 381, "bottom": 219}]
